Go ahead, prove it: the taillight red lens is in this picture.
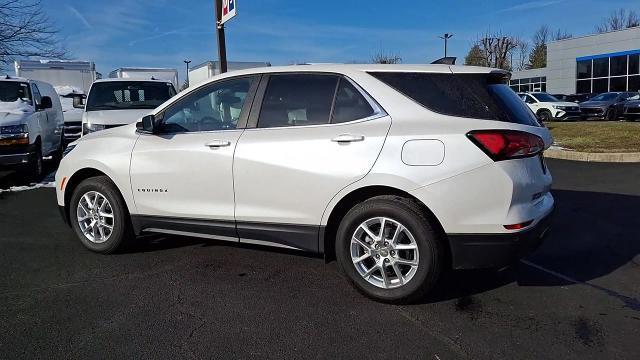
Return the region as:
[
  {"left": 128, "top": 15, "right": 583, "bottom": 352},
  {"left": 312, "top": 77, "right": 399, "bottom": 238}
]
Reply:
[{"left": 467, "top": 130, "right": 544, "bottom": 161}]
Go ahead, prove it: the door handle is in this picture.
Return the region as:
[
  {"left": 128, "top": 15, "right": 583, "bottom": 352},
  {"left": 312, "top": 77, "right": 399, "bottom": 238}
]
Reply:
[
  {"left": 331, "top": 134, "right": 365, "bottom": 143},
  {"left": 206, "top": 140, "right": 231, "bottom": 148}
]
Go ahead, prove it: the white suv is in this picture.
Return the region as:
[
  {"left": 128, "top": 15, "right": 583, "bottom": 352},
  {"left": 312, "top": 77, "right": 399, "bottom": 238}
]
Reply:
[
  {"left": 56, "top": 65, "right": 554, "bottom": 303},
  {"left": 518, "top": 92, "right": 581, "bottom": 121}
]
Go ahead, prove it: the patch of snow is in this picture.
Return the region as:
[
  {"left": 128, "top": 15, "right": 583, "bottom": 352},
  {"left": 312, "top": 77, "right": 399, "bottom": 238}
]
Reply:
[
  {"left": 0, "top": 99, "right": 33, "bottom": 114},
  {"left": 0, "top": 181, "right": 55, "bottom": 193},
  {"left": 54, "top": 85, "right": 84, "bottom": 96}
]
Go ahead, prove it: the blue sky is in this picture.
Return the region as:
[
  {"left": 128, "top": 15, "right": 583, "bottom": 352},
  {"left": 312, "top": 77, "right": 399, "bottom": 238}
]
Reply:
[{"left": 44, "top": 0, "right": 638, "bottom": 83}]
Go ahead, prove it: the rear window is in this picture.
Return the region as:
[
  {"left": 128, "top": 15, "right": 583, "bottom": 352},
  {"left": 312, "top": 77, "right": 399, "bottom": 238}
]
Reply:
[{"left": 369, "top": 72, "right": 540, "bottom": 126}]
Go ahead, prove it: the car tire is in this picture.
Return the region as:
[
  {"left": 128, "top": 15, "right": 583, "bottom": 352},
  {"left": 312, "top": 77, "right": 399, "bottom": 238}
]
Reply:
[
  {"left": 605, "top": 108, "right": 616, "bottom": 121},
  {"left": 26, "top": 142, "right": 43, "bottom": 181},
  {"left": 537, "top": 110, "right": 552, "bottom": 123},
  {"left": 69, "top": 176, "right": 134, "bottom": 254},
  {"left": 335, "top": 196, "right": 444, "bottom": 304}
]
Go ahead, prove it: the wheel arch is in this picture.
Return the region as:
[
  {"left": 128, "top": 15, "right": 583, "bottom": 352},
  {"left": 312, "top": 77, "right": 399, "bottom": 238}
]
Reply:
[
  {"left": 62, "top": 168, "right": 122, "bottom": 226},
  {"left": 321, "top": 185, "right": 448, "bottom": 264}
]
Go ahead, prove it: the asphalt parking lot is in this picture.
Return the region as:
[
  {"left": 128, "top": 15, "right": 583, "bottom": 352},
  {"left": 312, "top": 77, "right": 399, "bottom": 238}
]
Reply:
[{"left": 0, "top": 159, "right": 639, "bottom": 359}]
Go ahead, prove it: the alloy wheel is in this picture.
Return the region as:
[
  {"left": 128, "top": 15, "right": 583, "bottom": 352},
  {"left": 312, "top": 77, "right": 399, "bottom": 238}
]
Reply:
[
  {"left": 350, "top": 217, "right": 419, "bottom": 289},
  {"left": 77, "top": 191, "right": 115, "bottom": 243}
]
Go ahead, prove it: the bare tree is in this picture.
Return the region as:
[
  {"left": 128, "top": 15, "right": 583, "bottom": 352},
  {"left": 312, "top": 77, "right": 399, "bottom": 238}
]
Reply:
[
  {"left": 596, "top": 8, "right": 640, "bottom": 33},
  {"left": 472, "top": 31, "right": 520, "bottom": 70},
  {"left": 371, "top": 51, "right": 402, "bottom": 64},
  {"left": 0, "top": 0, "right": 67, "bottom": 69},
  {"left": 551, "top": 29, "right": 572, "bottom": 41},
  {"left": 514, "top": 40, "right": 530, "bottom": 71}
]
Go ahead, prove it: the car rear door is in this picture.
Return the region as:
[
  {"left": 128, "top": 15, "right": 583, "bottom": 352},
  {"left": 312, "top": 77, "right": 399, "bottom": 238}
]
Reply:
[
  {"left": 232, "top": 73, "right": 391, "bottom": 251},
  {"left": 129, "top": 75, "right": 258, "bottom": 240}
]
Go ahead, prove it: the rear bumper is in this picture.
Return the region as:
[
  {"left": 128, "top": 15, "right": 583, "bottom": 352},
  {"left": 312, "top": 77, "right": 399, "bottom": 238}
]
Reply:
[{"left": 447, "top": 207, "right": 554, "bottom": 270}]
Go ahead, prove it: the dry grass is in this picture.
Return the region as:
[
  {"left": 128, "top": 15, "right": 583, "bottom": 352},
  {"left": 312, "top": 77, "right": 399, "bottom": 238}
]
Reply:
[{"left": 545, "top": 121, "right": 640, "bottom": 153}]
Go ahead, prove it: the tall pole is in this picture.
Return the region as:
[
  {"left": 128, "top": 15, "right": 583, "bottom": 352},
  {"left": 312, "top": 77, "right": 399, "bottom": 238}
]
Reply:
[
  {"left": 184, "top": 60, "right": 191, "bottom": 85},
  {"left": 215, "top": 0, "right": 228, "bottom": 74},
  {"left": 438, "top": 33, "right": 453, "bottom": 57}
]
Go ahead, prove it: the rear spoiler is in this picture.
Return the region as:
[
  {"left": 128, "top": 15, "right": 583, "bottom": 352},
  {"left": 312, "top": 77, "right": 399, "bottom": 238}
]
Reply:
[{"left": 431, "top": 57, "right": 456, "bottom": 65}]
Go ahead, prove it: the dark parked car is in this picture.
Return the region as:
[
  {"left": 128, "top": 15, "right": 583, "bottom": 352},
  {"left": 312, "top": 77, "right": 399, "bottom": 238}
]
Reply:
[
  {"left": 553, "top": 93, "right": 595, "bottom": 103},
  {"left": 622, "top": 96, "right": 640, "bottom": 121},
  {"left": 579, "top": 92, "right": 637, "bottom": 120}
]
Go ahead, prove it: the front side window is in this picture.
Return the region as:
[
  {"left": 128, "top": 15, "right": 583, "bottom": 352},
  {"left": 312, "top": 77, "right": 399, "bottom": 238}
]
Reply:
[
  {"left": 331, "top": 78, "right": 374, "bottom": 123},
  {"left": 31, "top": 84, "right": 42, "bottom": 105},
  {"left": 162, "top": 76, "right": 254, "bottom": 133},
  {"left": 257, "top": 74, "right": 338, "bottom": 128},
  {"left": 86, "top": 81, "right": 176, "bottom": 111}
]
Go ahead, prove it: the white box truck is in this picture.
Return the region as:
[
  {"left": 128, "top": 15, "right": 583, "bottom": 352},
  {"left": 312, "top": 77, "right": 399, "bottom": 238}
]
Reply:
[
  {"left": 109, "top": 68, "right": 179, "bottom": 89},
  {"left": 14, "top": 60, "right": 97, "bottom": 144},
  {"left": 14, "top": 60, "right": 96, "bottom": 94},
  {"left": 188, "top": 61, "right": 270, "bottom": 87}
]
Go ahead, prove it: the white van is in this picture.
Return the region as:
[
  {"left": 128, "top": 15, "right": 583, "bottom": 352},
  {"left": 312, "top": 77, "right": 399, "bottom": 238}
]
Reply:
[
  {"left": 76, "top": 79, "right": 176, "bottom": 135},
  {"left": 0, "top": 76, "right": 64, "bottom": 177}
]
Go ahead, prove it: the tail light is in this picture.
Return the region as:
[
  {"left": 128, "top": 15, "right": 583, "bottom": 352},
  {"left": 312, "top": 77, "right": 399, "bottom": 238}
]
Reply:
[{"left": 467, "top": 130, "right": 544, "bottom": 161}]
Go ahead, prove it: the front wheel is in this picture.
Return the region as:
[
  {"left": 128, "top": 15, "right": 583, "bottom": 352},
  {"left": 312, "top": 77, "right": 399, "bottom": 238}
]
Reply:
[
  {"left": 335, "top": 196, "right": 444, "bottom": 303},
  {"left": 70, "top": 176, "right": 133, "bottom": 254},
  {"left": 537, "top": 110, "right": 552, "bottom": 123},
  {"left": 605, "top": 108, "right": 616, "bottom": 121}
]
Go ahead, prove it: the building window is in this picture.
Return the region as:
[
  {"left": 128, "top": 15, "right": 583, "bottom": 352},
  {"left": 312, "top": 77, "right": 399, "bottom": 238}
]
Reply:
[
  {"left": 510, "top": 76, "right": 546, "bottom": 93},
  {"left": 575, "top": 50, "right": 640, "bottom": 93}
]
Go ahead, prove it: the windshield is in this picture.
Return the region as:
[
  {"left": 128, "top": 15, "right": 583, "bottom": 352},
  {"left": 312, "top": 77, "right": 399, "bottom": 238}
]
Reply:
[
  {"left": 589, "top": 93, "right": 618, "bottom": 101},
  {"left": 86, "top": 81, "right": 176, "bottom": 111},
  {"left": 531, "top": 93, "right": 559, "bottom": 102},
  {"left": 0, "top": 81, "right": 32, "bottom": 104}
]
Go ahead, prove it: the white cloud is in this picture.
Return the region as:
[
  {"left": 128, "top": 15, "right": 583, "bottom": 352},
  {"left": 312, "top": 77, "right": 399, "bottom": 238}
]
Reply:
[
  {"left": 66, "top": 5, "right": 91, "bottom": 29},
  {"left": 498, "top": 0, "right": 565, "bottom": 13}
]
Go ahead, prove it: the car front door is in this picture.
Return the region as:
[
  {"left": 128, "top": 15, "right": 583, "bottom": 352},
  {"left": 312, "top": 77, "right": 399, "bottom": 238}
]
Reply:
[
  {"left": 31, "top": 84, "right": 51, "bottom": 153},
  {"left": 129, "top": 75, "right": 258, "bottom": 240},
  {"left": 233, "top": 73, "right": 391, "bottom": 251}
]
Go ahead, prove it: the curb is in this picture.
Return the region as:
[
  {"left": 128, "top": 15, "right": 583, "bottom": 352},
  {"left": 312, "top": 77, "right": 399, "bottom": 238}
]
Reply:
[{"left": 545, "top": 149, "right": 640, "bottom": 163}]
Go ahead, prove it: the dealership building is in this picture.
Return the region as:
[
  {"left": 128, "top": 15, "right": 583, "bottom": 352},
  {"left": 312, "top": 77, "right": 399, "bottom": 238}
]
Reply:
[{"left": 510, "top": 26, "right": 640, "bottom": 95}]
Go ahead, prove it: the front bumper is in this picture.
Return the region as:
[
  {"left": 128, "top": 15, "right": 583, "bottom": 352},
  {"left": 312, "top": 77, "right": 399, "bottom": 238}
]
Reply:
[
  {"left": 447, "top": 207, "right": 554, "bottom": 269},
  {"left": 0, "top": 144, "right": 35, "bottom": 167},
  {"left": 553, "top": 110, "right": 581, "bottom": 121},
  {"left": 580, "top": 107, "right": 606, "bottom": 119}
]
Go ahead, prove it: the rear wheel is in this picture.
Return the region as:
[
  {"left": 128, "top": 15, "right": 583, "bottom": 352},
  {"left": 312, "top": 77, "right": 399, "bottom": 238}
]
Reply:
[
  {"left": 70, "top": 176, "right": 133, "bottom": 254},
  {"left": 336, "top": 196, "right": 444, "bottom": 303}
]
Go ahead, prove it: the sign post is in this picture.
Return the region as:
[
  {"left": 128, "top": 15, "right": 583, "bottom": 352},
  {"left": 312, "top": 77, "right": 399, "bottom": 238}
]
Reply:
[{"left": 215, "top": 0, "right": 237, "bottom": 74}]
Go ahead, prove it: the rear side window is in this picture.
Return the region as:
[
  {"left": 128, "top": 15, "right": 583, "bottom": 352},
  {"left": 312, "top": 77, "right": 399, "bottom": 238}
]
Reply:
[
  {"left": 258, "top": 74, "right": 338, "bottom": 128},
  {"left": 369, "top": 72, "right": 540, "bottom": 126},
  {"left": 331, "top": 78, "right": 374, "bottom": 123}
]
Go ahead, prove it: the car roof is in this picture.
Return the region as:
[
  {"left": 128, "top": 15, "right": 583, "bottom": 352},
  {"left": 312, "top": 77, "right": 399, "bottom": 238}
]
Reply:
[
  {"left": 0, "top": 75, "right": 30, "bottom": 82},
  {"left": 94, "top": 78, "right": 172, "bottom": 84}
]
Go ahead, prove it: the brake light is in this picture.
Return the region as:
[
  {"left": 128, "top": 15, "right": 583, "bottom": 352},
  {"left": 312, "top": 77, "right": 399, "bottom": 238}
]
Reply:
[
  {"left": 504, "top": 220, "right": 533, "bottom": 230},
  {"left": 467, "top": 130, "right": 544, "bottom": 161}
]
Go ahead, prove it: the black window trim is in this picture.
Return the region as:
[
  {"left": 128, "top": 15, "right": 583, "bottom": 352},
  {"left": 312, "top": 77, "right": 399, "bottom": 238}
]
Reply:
[
  {"left": 245, "top": 71, "right": 387, "bottom": 129},
  {"left": 155, "top": 74, "right": 260, "bottom": 135}
]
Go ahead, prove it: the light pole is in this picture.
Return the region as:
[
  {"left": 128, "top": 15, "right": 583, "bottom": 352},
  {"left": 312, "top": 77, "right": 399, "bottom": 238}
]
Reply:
[
  {"left": 438, "top": 33, "right": 453, "bottom": 57},
  {"left": 215, "top": 0, "right": 228, "bottom": 73},
  {"left": 184, "top": 60, "right": 191, "bottom": 87}
]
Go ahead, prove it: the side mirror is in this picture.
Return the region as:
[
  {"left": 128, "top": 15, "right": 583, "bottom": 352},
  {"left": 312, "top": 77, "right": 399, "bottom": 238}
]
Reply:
[
  {"left": 38, "top": 96, "right": 53, "bottom": 110},
  {"left": 72, "top": 94, "right": 85, "bottom": 109},
  {"left": 136, "top": 114, "right": 159, "bottom": 134}
]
